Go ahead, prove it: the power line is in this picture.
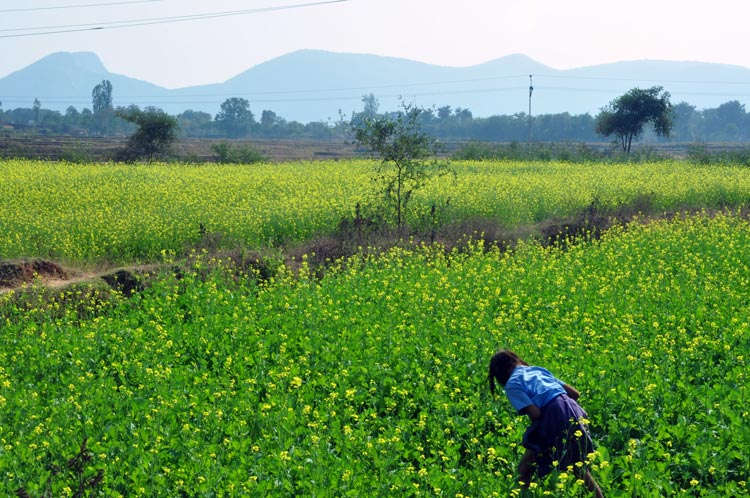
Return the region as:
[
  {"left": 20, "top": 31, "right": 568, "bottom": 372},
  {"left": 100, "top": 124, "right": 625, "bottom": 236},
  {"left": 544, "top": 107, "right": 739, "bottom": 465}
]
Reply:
[
  {"left": 0, "top": 0, "right": 349, "bottom": 38},
  {"left": 0, "top": 0, "right": 164, "bottom": 14},
  {"left": 3, "top": 74, "right": 529, "bottom": 100},
  {"left": 4, "top": 83, "right": 750, "bottom": 108},
  {"left": 0, "top": 86, "right": 529, "bottom": 106},
  {"left": 536, "top": 73, "right": 750, "bottom": 86},
  {"left": 6, "top": 84, "right": 750, "bottom": 106},
  {"left": 535, "top": 85, "right": 750, "bottom": 97}
]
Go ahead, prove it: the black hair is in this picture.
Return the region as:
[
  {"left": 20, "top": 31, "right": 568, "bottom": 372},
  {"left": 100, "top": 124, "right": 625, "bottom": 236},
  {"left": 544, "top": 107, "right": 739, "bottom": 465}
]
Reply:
[{"left": 488, "top": 349, "right": 528, "bottom": 395}]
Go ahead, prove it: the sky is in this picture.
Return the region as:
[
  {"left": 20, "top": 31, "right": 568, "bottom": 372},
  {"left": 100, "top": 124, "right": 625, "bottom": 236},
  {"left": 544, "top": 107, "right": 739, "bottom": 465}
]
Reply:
[{"left": 2, "top": 0, "right": 750, "bottom": 89}]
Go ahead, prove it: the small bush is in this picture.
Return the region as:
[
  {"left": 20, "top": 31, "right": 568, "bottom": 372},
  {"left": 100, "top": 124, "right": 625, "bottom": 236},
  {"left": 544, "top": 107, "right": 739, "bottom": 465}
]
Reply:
[
  {"left": 59, "top": 145, "right": 93, "bottom": 163},
  {"left": 687, "top": 145, "right": 750, "bottom": 166},
  {"left": 211, "top": 142, "right": 268, "bottom": 164},
  {"left": 452, "top": 141, "right": 666, "bottom": 163}
]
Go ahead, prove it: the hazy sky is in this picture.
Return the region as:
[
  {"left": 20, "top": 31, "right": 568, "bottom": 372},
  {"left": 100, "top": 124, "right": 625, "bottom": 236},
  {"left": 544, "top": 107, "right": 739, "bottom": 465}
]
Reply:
[{"left": 2, "top": 0, "right": 750, "bottom": 88}]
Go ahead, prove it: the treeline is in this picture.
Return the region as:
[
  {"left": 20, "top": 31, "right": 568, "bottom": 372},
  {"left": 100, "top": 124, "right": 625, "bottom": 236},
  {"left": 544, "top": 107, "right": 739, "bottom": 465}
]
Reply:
[{"left": 1, "top": 86, "right": 749, "bottom": 142}]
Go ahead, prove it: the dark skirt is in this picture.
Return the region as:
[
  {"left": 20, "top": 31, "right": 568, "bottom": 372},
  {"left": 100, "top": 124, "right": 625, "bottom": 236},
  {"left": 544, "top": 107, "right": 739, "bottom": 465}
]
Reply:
[{"left": 521, "top": 394, "right": 594, "bottom": 477}]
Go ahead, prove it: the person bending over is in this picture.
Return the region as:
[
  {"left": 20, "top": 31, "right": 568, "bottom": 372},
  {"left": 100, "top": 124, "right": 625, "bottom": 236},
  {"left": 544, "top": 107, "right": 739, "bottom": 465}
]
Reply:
[{"left": 488, "top": 349, "right": 603, "bottom": 497}]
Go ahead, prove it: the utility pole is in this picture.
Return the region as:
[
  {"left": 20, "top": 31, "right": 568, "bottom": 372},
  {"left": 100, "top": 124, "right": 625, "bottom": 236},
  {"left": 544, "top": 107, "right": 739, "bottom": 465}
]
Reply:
[{"left": 528, "top": 74, "right": 534, "bottom": 143}]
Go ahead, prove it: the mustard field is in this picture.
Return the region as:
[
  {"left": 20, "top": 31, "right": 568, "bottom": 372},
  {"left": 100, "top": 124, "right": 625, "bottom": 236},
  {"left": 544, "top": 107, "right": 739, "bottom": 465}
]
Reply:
[
  {"left": 0, "top": 159, "right": 748, "bottom": 264},
  {"left": 1, "top": 212, "right": 748, "bottom": 496},
  {"left": 1, "top": 158, "right": 749, "bottom": 495}
]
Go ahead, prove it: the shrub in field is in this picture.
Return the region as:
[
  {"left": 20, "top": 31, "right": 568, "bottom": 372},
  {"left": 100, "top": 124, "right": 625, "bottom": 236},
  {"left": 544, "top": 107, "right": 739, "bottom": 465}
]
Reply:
[
  {"left": 211, "top": 142, "right": 267, "bottom": 164},
  {"left": 452, "top": 141, "right": 665, "bottom": 163},
  {"left": 352, "top": 103, "right": 453, "bottom": 231},
  {"left": 115, "top": 107, "right": 178, "bottom": 162},
  {"left": 687, "top": 144, "right": 750, "bottom": 166}
]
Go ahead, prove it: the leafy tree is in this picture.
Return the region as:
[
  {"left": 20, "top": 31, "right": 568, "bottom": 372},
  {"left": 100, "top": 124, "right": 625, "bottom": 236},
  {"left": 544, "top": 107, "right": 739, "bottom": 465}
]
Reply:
[
  {"left": 352, "top": 103, "right": 452, "bottom": 231},
  {"left": 260, "top": 110, "right": 280, "bottom": 129},
  {"left": 176, "top": 109, "right": 213, "bottom": 137},
  {"left": 671, "top": 102, "right": 699, "bottom": 142},
  {"left": 115, "top": 107, "right": 178, "bottom": 162},
  {"left": 92, "top": 80, "right": 113, "bottom": 114},
  {"left": 595, "top": 86, "right": 672, "bottom": 153},
  {"left": 437, "top": 105, "right": 452, "bottom": 120},
  {"left": 215, "top": 98, "right": 255, "bottom": 138},
  {"left": 361, "top": 94, "right": 379, "bottom": 118},
  {"left": 92, "top": 80, "right": 114, "bottom": 135}
]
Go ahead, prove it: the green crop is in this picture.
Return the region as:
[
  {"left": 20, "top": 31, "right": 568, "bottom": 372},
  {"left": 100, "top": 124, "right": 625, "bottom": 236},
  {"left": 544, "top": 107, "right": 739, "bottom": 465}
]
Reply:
[
  {"left": 0, "top": 159, "right": 748, "bottom": 264},
  {"left": 1, "top": 212, "right": 747, "bottom": 496}
]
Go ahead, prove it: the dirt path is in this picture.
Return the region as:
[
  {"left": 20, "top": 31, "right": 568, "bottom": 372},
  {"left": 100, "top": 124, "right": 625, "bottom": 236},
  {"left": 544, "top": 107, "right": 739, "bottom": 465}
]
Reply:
[{"left": 0, "top": 262, "right": 163, "bottom": 295}]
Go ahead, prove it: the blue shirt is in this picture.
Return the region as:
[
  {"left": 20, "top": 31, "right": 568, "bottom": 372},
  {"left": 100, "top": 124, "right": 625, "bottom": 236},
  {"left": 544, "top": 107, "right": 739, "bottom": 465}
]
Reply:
[{"left": 504, "top": 366, "right": 566, "bottom": 413}]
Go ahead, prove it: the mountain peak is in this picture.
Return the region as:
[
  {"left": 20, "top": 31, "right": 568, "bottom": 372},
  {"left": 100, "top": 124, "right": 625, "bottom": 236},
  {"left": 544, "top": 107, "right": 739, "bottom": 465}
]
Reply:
[
  {"left": 476, "top": 53, "right": 553, "bottom": 72},
  {"left": 32, "top": 52, "right": 108, "bottom": 74}
]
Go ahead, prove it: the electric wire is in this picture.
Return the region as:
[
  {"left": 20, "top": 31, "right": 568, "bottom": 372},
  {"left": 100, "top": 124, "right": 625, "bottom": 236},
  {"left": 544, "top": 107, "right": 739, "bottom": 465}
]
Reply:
[
  {"left": 4, "top": 84, "right": 750, "bottom": 108},
  {"left": 1, "top": 86, "right": 530, "bottom": 106},
  {"left": 3, "top": 74, "right": 529, "bottom": 100},
  {"left": 4, "top": 73, "right": 747, "bottom": 102},
  {"left": 0, "top": 0, "right": 349, "bottom": 38},
  {"left": 0, "top": 0, "right": 164, "bottom": 14}
]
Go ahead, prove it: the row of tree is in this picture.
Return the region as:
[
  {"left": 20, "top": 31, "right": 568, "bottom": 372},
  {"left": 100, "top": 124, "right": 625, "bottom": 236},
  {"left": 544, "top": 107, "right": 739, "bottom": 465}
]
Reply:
[{"left": 1, "top": 80, "right": 749, "bottom": 143}]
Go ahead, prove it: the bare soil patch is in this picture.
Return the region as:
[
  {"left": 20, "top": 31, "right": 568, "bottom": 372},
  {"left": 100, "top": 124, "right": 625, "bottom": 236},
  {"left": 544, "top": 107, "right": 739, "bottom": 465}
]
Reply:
[{"left": 0, "top": 260, "right": 67, "bottom": 288}]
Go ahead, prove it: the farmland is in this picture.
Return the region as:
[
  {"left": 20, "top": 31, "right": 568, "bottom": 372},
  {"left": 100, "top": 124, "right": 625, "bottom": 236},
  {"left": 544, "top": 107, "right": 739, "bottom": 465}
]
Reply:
[
  {"left": 1, "top": 159, "right": 749, "bottom": 265},
  {"left": 1, "top": 212, "right": 748, "bottom": 496},
  {"left": 0, "top": 158, "right": 749, "bottom": 496}
]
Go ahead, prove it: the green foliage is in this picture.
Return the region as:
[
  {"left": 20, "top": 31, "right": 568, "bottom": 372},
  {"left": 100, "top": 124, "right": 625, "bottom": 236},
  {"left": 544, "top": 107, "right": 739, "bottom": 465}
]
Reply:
[
  {"left": 596, "top": 87, "right": 673, "bottom": 153},
  {"left": 91, "top": 80, "right": 113, "bottom": 115},
  {"left": 1, "top": 159, "right": 750, "bottom": 264},
  {"left": 0, "top": 213, "right": 748, "bottom": 495},
  {"left": 211, "top": 142, "right": 268, "bottom": 164},
  {"left": 58, "top": 145, "right": 94, "bottom": 164},
  {"left": 687, "top": 145, "right": 750, "bottom": 166},
  {"left": 115, "top": 107, "right": 178, "bottom": 162},
  {"left": 15, "top": 439, "right": 104, "bottom": 498},
  {"left": 215, "top": 98, "right": 255, "bottom": 138},
  {"left": 353, "top": 103, "right": 453, "bottom": 230},
  {"left": 91, "top": 80, "right": 114, "bottom": 135},
  {"left": 451, "top": 141, "right": 667, "bottom": 163}
]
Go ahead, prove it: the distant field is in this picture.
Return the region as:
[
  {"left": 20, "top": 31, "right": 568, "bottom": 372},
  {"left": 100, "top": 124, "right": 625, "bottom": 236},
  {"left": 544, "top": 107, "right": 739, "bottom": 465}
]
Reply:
[
  {"left": 0, "top": 136, "right": 360, "bottom": 162},
  {"left": 2, "top": 213, "right": 748, "bottom": 495},
  {"left": 3, "top": 135, "right": 750, "bottom": 162},
  {"left": 1, "top": 159, "right": 749, "bottom": 265}
]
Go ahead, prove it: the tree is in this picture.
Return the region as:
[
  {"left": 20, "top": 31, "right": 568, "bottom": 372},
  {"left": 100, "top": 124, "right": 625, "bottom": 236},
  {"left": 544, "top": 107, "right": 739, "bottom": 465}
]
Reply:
[
  {"left": 215, "top": 98, "right": 254, "bottom": 138},
  {"left": 352, "top": 102, "right": 452, "bottom": 231},
  {"left": 92, "top": 80, "right": 113, "bottom": 114},
  {"left": 595, "top": 86, "right": 672, "bottom": 153},
  {"left": 92, "top": 80, "right": 114, "bottom": 135},
  {"left": 361, "top": 94, "right": 379, "bottom": 118},
  {"left": 115, "top": 107, "right": 178, "bottom": 162},
  {"left": 437, "top": 105, "right": 452, "bottom": 120},
  {"left": 176, "top": 109, "right": 213, "bottom": 137},
  {"left": 671, "top": 102, "right": 698, "bottom": 142},
  {"left": 260, "top": 110, "right": 279, "bottom": 129},
  {"left": 32, "top": 98, "right": 41, "bottom": 124}
]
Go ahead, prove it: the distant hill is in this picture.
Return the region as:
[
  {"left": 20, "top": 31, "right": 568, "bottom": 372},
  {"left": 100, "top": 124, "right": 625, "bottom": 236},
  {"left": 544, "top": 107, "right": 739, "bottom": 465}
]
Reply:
[{"left": 2, "top": 50, "right": 750, "bottom": 122}]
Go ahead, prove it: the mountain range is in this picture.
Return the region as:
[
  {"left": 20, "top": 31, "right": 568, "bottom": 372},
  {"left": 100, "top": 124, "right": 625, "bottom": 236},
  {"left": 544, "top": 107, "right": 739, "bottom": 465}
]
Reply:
[{"left": 2, "top": 50, "right": 750, "bottom": 123}]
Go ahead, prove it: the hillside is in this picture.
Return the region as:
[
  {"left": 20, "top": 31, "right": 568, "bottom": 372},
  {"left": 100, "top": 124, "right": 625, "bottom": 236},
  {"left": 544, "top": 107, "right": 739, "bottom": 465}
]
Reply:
[{"left": 2, "top": 50, "right": 750, "bottom": 122}]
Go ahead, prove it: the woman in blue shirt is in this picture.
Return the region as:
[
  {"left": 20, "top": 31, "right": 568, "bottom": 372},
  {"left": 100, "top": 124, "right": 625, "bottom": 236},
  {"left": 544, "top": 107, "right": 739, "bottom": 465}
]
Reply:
[{"left": 488, "top": 350, "right": 603, "bottom": 497}]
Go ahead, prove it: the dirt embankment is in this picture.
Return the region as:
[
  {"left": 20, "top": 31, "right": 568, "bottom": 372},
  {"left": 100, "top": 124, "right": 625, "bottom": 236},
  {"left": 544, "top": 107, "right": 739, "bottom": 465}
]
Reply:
[
  {"left": 2, "top": 201, "right": 748, "bottom": 299},
  {"left": 0, "top": 260, "right": 67, "bottom": 288}
]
